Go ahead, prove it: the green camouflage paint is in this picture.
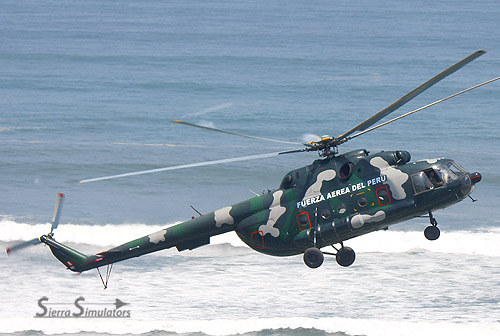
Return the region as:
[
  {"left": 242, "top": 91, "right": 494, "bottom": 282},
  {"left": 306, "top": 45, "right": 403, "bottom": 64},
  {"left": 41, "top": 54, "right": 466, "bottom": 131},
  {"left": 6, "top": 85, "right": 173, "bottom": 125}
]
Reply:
[{"left": 41, "top": 149, "right": 479, "bottom": 272}]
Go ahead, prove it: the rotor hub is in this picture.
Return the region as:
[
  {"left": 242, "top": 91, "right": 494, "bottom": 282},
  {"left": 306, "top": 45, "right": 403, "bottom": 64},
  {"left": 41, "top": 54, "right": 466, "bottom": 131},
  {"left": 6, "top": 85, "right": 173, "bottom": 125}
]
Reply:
[{"left": 306, "top": 136, "right": 348, "bottom": 157}]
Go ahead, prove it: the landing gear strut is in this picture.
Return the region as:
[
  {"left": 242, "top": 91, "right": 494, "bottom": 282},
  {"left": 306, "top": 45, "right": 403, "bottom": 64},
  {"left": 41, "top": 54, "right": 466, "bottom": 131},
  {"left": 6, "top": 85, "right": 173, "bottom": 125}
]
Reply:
[
  {"left": 303, "top": 242, "right": 356, "bottom": 268},
  {"left": 424, "top": 211, "right": 440, "bottom": 241}
]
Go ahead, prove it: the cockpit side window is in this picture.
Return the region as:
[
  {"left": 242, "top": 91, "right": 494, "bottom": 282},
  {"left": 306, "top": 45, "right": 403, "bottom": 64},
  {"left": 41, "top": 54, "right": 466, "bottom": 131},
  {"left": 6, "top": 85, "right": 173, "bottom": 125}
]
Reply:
[
  {"left": 424, "top": 169, "right": 443, "bottom": 187},
  {"left": 412, "top": 168, "right": 444, "bottom": 194},
  {"left": 411, "top": 171, "right": 435, "bottom": 194}
]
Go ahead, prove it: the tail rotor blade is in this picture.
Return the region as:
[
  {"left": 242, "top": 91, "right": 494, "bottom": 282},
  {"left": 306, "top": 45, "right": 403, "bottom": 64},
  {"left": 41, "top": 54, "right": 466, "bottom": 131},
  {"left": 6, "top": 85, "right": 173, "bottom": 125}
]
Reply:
[
  {"left": 50, "top": 193, "right": 64, "bottom": 234},
  {"left": 6, "top": 192, "right": 65, "bottom": 256},
  {"left": 6, "top": 238, "right": 42, "bottom": 255}
]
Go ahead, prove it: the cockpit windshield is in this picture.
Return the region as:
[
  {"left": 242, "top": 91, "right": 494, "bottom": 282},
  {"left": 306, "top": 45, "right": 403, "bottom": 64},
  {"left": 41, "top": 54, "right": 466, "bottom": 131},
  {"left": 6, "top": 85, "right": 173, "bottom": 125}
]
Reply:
[
  {"left": 435, "top": 161, "right": 464, "bottom": 184},
  {"left": 411, "top": 161, "right": 465, "bottom": 194}
]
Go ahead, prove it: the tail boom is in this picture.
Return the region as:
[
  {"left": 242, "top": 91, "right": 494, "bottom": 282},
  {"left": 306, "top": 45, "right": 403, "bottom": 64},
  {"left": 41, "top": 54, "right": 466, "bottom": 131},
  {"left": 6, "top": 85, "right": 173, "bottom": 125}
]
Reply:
[
  {"left": 41, "top": 213, "right": 238, "bottom": 272},
  {"left": 41, "top": 193, "right": 273, "bottom": 273}
]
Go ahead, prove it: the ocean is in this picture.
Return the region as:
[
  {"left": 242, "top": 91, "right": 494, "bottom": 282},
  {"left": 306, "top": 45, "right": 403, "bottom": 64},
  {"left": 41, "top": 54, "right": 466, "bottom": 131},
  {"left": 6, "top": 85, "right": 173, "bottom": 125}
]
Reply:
[{"left": 1, "top": 0, "right": 499, "bottom": 335}]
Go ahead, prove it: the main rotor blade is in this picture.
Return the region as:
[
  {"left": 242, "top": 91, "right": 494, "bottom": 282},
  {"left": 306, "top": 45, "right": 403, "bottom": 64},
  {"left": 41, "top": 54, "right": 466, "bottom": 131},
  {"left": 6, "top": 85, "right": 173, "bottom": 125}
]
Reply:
[
  {"left": 6, "top": 238, "right": 42, "bottom": 255},
  {"left": 348, "top": 76, "right": 500, "bottom": 140},
  {"left": 171, "top": 120, "right": 303, "bottom": 145},
  {"left": 79, "top": 150, "right": 299, "bottom": 183},
  {"left": 338, "top": 50, "right": 486, "bottom": 140}
]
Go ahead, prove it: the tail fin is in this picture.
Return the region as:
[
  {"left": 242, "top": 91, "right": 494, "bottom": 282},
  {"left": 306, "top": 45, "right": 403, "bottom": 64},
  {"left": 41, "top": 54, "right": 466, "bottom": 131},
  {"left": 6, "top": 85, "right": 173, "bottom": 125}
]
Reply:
[
  {"left": 41, "top": 235, "right": 91, "bottom": 272},
  {"left": 6, "top": 193, "right": 112, "bottom": 274}
]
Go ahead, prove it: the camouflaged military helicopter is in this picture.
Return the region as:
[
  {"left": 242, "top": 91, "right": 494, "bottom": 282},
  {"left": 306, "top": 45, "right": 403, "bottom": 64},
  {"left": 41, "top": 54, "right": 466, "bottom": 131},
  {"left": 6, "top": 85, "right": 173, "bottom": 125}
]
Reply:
[{"left": 7, "top": 50, "right": 498, "bottom": 285}]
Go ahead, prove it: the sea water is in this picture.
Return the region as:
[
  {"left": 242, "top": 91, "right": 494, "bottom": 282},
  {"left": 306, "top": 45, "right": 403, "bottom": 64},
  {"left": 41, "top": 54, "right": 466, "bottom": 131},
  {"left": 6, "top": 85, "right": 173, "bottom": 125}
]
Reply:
[{"left": 1, "top": 0, "right": 500, "bottom": 335}]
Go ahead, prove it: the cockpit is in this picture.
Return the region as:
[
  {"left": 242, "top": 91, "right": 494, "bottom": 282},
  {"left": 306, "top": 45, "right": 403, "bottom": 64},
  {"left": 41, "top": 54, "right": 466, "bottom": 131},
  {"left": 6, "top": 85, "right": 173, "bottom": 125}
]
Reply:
[{"left": 411, "top": 161, "right": 466, "bottom": 194}]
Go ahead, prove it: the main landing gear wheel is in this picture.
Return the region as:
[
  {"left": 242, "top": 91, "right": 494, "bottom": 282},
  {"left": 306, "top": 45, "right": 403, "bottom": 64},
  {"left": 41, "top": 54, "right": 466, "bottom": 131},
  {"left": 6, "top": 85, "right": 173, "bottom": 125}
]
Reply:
[
  {"left": 303, "top": 247, "right": 324, "bottom": 268},
  {"left": 335, "top": 247, "right": 356, "bottom": 267}
]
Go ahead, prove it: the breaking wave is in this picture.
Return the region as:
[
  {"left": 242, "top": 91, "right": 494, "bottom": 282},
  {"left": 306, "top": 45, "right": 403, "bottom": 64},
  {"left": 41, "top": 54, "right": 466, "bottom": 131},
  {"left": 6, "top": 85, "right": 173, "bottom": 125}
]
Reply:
[{"left": 1, "top": 219, "right": 499, "bottom": 257}]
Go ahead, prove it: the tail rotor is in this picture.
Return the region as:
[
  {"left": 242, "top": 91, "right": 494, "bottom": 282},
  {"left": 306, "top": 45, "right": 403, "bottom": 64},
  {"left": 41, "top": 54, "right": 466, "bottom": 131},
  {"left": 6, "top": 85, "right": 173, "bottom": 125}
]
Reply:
[{"left": 6, "top": 193, "right": 64, "bottom": 255}]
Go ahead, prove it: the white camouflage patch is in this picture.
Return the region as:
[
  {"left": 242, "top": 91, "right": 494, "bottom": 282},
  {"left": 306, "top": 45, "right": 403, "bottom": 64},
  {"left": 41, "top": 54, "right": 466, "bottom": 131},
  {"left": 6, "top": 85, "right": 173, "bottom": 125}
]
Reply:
[
  {"left": 148, "top": 229, "right": 167, "bottom": 244},
  {"left": 214, "top": 206, "right": 234, "bottom": 228},
  {"left": 303, "top": 169, "right": 337, "bottom": 200},
  {"left": 259, "top": 190, "right": 286, "bottom": 237},
  {"left": 370, "top": 157, "right": 408, "bottom": 200},
  {"left": 351, "top": 211, "right": 386, "bottom": 229},
  {"left": 416, "top": 158, "right": 441, "bottom": 164}
]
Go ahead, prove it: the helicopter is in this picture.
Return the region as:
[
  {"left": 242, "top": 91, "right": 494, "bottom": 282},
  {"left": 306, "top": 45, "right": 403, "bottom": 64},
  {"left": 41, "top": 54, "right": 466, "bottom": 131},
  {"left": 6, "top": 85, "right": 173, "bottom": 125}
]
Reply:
[{"left": 6, "top": 50, "right": 498, "bottom": 286}]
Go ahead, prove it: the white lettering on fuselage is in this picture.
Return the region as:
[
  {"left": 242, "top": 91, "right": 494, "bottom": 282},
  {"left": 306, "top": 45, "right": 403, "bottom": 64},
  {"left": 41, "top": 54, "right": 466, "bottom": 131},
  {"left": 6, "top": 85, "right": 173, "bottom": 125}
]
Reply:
[
  {"left": 366, "top": 175, "right": 387, "bottom": 187},
  {"left": 296, "top": 175, "right": 387, "bottom": 209}
]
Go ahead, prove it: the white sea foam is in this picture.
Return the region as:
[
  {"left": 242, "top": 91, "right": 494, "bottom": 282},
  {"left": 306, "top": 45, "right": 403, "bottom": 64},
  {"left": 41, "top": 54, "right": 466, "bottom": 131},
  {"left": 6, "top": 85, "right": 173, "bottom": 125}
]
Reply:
[{"left": 2, "top": 219, "right": 499, "bottom": 256}]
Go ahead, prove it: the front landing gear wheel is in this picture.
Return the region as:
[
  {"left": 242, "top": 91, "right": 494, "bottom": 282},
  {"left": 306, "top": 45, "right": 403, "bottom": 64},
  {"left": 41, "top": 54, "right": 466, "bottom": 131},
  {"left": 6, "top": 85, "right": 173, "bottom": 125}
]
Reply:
[
  {"left": 424, "top": 211, "right": 440, "bottom": 241},
  {"left": 424, "top": 225, "right": 440, "bottom": 240},
  {"left": 303, "top": 247, "right": 324, "bottom": 268},
  {"left": 336, "top": 247, "right": 356, "bottom": 267}
]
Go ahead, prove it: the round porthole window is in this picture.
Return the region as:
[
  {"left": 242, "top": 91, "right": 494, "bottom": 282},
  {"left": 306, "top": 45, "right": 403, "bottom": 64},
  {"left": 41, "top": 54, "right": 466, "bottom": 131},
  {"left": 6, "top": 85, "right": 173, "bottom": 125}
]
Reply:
[
  {"left": 358, "top": 196, "right": 368, "bottom": 207},
  {"left": 321, "top": 208, "right": 331, "bottom": 220},
  {"left": 337, "top": 203, "right": 347, "bottom": 214}
]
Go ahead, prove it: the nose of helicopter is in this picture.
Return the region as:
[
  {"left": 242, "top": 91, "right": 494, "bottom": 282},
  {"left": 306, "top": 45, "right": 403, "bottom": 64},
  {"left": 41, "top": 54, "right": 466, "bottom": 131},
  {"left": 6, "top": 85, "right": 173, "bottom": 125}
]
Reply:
[{"left": 458, "top": 171, "right": 481, "bottom": 198}]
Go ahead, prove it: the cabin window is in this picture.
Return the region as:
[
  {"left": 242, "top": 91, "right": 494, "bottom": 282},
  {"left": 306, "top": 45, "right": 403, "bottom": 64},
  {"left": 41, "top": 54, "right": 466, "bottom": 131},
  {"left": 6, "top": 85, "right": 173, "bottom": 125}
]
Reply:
[
  {"left": 320, "top": 208, "right": 331, "bottom": 220},
  {"left": 376, "top": 186, "right": 391, "bottom": 206},
  {"left": 357, "top": 196, "right": 368, "bottom": 208},
  {"left": 337, "top": 203, "right": 347, "bottom": 214},
  {"left": 296, "top": 212, "right": 311, "bottom": 231}
]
